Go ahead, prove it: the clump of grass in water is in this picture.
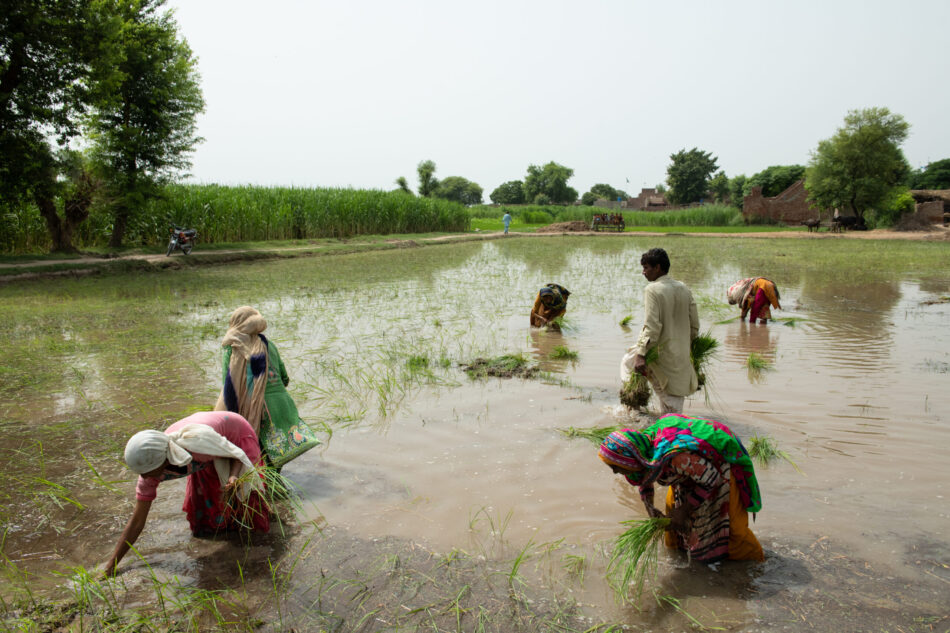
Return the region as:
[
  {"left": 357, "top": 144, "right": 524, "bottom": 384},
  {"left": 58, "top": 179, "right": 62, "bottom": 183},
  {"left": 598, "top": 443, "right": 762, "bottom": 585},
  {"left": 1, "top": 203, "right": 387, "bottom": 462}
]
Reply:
[
  {"left": 550, "top": 345, "right": 578, "bottom": 361},
  {"left": 773, "top": 316, "right": 807, "bottom": 327},
  {"left": 619, "top": 347, "right": 658, "bottom": 409},
  {"left": 746, "top": 352, "right": 772, "bottom": 371},
  {"left": 748, "top": 435, "right": 802, "bottom": 473},
  {"left": 608, "top": 517, "right": 671, "bottom": 602},
  {"left": 619, "top": 315, "right": 633, "bottom": 327},
  {"left": 556, "top": 425, "right": 619, "bottom": 445},
  {"left": 462, "top": 354, "right": 539, "bottom": 379},
  {"left": 227, "top": 466, "right": 304, "bottom": 536}
]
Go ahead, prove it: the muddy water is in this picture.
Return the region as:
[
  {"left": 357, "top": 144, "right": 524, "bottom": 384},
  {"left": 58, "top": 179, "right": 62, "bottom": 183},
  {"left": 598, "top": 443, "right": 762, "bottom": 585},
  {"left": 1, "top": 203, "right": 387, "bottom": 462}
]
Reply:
[{"left": 2, "top": 236, "right": 949, "bottom": 630}]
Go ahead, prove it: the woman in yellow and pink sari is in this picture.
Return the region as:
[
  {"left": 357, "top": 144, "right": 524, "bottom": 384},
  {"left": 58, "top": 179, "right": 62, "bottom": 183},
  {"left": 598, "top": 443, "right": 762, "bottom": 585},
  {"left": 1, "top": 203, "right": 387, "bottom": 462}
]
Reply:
[{"left": 727, "top": 277, "right": 781, "bottom": 324}]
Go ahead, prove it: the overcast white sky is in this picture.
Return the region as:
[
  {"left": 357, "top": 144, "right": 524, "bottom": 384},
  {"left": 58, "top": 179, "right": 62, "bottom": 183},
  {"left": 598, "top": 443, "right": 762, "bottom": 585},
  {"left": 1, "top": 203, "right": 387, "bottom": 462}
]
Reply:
[{"left": 167, "top": 0, "right": 950, "bottom": 198}]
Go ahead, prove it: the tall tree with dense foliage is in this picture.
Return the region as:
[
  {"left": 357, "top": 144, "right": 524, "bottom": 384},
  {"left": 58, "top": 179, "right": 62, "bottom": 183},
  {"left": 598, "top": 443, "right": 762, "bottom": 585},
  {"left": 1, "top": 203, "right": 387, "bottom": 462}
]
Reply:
[
  {"left": 417, "top": 160, "right": 439, "bottom": 197},
  {"left": 523, "top": 162, "right": 577, "bottom": 204},
  {"left": 665, "top": 148, "right": 719, "bottom": 205},
  {"left": 745, "top": 164, "right": 805, "bottom": 197},
  {"left": 910, "top": 158, "right": 950, "bottom": 190},
  {"left": 433, "top": 176, "right": 482, "bottom": 205},
  {"left": 582, "top": 183, "right": 628, "bottom": 206},
  {"left": 490, "top": 180, "right": 525, "bottom": 204},
  {"left": 0, "top": 0, "right": 115, "bottom": 252},
  {"left": 805, "top": 107, "right": 910, "bottom": 223},
  {"left": 707, "top": 172, "right": 730, "bottom": 204},
  {"left": 87, "top": 0, "right": 204, "bottom": 247},
  {"left": 728, "top": 175, "right": 747, "bottom": 209}
]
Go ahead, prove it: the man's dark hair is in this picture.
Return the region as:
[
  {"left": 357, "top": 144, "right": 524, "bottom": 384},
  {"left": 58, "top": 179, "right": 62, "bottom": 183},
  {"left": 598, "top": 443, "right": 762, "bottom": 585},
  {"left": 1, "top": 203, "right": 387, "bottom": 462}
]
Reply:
[{"left": 640, "top": 248, "right": 670, "bottom": 273}]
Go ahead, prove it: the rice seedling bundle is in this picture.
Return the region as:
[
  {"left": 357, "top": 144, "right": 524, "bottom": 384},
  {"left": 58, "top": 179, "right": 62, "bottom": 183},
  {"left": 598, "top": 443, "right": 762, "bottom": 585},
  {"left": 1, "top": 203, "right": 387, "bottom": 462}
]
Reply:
[
  {"left": 690, "top": 332, "right": 719, "bottom": 387},
  {"left": 747, "top": 435, "right": 802, "bottom": 472},
  {"left": 619, "top": 346, "right": 658, "bottom": 409},
  {"left": 746, "top": 352, "right": 772, "bottom": 371},
  {"left": 551, "top": 345, "right": 578, "bottom": 360},
  {"left": 608, "top": 517, "right": 671, "bottom": 602},
  {"left": 556, "top": 425, "right": 619, "bottom": 445}
]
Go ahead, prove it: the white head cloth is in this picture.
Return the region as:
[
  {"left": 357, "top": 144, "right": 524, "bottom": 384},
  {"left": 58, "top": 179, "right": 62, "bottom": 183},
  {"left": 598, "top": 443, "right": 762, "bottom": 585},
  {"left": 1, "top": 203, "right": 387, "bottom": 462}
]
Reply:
[{"left": 124, "top": 423, "right": 261, "bottom": 499}]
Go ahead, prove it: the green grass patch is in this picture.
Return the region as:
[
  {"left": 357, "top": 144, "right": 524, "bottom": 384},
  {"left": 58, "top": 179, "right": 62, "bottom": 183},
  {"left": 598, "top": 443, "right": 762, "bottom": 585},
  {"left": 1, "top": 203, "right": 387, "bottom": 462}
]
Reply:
[
  {"left": 550, "top": 345, "right": 578, "bottom": 361},
  {"left": 462, "top": 354, "right": 539, "bottom": 379}
]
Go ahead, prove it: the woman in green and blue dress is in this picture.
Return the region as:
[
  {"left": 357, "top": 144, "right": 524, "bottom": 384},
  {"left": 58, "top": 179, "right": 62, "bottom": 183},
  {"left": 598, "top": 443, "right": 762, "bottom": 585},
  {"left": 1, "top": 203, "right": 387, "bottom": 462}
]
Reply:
[{"left": 216, "top": 306, "right": 320, "bottom": 469}]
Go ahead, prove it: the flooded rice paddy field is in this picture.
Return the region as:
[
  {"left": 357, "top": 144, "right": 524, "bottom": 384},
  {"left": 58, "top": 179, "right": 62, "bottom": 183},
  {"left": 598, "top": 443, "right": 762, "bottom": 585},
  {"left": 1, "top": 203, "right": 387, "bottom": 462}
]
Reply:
[{"left": 1, "top": 235, "right": 949, "bottom": 631}]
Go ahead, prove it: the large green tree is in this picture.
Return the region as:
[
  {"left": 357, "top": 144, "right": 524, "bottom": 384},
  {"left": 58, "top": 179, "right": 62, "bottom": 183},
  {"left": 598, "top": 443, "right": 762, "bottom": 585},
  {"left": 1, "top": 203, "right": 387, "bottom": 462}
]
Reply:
[
  {"left": 729, "top": 174, "right": 747, "bottom": 209},
  {"left": 523, "top": 161, "right": 577, "bottom": 204},
  {"left": 87, "top": 0, "right": 204, "bottom": 247},
  {"left": 707, "top": 171, "right": 730, "bottom": 203},
  {"left": 417, "top": 160, "right": 439, "bottom": 197},
  {"left": 582, "top": 183, "right": 627, "bottom": 206},
  {"left": 805, "top": 107, "right": 910, "bottom": 223},
  {"left": 665, "top": 148, "right": 719, "bottom": 205},
  {"left": 489, "top": 180, "right": 525, "bottom": 204},
  {"left": 433, "top": 176, "right": 482, "bottom": 205},
  {"left": 1, "top": 0, "right": 115, "bottom": 252},
  {"left": 910, "top": 158, "right": 950, "bottom": 190},
  {"left": 745, "top": 164, "right": 806, "bottom": 198}
]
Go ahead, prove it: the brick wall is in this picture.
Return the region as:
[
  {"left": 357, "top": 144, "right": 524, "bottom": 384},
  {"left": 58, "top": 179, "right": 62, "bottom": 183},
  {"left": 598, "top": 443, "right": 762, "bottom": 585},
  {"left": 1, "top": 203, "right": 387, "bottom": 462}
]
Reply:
[
  {"left": 916, "top": 200, "right": 947, "bottom": 223},
  {"left": 742, "top": 180, "right": 820, "bottom": 223}
]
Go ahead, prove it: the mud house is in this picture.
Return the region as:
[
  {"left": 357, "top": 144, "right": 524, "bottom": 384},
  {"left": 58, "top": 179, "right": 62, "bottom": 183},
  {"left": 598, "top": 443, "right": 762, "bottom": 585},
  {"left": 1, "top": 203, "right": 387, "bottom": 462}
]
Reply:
[
  {"left": 742, "top": 180, "right": 819, "bottom": 223},
  {"left": 910, "top": 190, "right": 950, "bottom": 224},
  {"left": 627, "top": 188, "right": 669, "bottom": 211}
]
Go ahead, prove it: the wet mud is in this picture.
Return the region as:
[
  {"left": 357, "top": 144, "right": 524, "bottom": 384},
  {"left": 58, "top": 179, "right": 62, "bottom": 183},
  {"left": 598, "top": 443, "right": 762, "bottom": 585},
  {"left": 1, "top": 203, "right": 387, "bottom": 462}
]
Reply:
[{"left": 1, "top": 236, "right": 949, "bottom": 631}]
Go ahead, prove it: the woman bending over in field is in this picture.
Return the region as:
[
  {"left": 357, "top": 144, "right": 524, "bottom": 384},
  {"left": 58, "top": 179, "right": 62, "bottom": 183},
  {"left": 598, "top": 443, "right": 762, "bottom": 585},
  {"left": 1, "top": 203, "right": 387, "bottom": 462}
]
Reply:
[
  {"left": 727, "top": 277, "right": 781, "bottom": 324},
  {"left": 530, "top": 283, "right": 571, "bottom": 329},
  {"left": 104, "top": 411, "right": 268, "bottom": 576},
  {"left": 599, "top": 414, "right": 765, "bottom": 563}
]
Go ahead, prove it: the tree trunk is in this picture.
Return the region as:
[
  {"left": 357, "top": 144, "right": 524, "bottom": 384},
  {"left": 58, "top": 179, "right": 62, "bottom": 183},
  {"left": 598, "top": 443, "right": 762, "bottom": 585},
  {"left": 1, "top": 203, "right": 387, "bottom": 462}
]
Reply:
[
  {"left": 34, "top": 194, "right": 79, "bottom": 254},
  {"left": 109, "top": 205, "right": 129, "bottom": 248}
]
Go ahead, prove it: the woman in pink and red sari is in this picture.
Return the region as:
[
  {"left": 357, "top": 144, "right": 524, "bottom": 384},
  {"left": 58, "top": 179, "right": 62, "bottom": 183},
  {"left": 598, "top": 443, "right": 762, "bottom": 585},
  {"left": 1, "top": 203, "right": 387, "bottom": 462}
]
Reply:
[{"left": 104, "top": 411, "right": 269, "bottom": 576}]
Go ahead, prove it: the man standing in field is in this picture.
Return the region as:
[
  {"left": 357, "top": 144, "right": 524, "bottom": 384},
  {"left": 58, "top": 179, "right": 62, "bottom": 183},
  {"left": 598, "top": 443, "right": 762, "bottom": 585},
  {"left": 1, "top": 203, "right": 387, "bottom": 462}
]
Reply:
[
  {"left": 503, "top": 211, "right": 512, "bottom": 235},
  {"left": 621, "top": 248, "right": 699, "bottom": 414}
]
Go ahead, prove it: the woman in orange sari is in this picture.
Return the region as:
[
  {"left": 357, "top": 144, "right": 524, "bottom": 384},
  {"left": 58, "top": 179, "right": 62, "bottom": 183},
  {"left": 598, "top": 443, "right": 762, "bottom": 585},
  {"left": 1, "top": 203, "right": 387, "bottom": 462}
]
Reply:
[
  {"left": 728, "top": 277, "right": 781, "bottom": 324},
  {"left": 530, "top": 283, "right": 571, "bottom": 328}
]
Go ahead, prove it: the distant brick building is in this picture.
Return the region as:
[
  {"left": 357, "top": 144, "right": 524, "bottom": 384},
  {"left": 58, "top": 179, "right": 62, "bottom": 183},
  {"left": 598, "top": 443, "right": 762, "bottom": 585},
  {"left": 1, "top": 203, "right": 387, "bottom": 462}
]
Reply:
[
  {"left": 910, "top": 190, "right": 950, "bottom": 224},
  {"left": 742, "top": 180, "right": 819, "bottom": 223},
  {"left": 627, "top": 188, "right": 669, "bottom": 211}
]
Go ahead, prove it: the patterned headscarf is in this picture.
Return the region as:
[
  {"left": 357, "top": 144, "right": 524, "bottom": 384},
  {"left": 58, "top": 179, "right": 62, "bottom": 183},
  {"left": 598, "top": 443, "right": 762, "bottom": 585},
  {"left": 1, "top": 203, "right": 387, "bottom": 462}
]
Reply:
[
  {"left": 538, "top": 283, "right": 571, "bottom": 311},
  {"left": 599, "top": 414, "right": 762, "bottom": 512},
  {"left": 221, "top": 306, "right": 269, "bottom": 433}
]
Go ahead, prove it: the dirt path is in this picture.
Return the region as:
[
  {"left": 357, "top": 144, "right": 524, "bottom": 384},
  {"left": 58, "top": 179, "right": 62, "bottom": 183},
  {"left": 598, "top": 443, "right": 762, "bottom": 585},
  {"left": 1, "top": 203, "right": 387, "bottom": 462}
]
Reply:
[{"left": 2, "top": 226, "right": 947, "bottom": 278}]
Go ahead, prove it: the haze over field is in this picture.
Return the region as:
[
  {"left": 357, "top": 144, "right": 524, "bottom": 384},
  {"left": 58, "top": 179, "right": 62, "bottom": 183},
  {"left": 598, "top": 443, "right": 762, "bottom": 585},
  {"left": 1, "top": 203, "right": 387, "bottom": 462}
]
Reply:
[{"left": 169, "top": 0, "right": 950, "bottom": 196}]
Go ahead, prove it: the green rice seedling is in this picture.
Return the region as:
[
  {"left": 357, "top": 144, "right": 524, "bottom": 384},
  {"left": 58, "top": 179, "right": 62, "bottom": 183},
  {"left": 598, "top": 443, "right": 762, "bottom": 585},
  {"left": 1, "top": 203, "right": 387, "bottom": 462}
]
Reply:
[
  {"left": 715, "top": 315, "right": 741, "bottom": 325},
  {"left": 690, "top": 332, "right": 719, "bottom": 387},
  {"left": 747, "top": 435, "right": 802, "bottom": 473},
  {"left": 619, "top": 315, "right": 634, "bottom": 327},
  {"left": 619, "top": 346, "right": 659, "bottom": 409},
  {"left": 551, "top": 345, "right": 578, "bottom": 361},
  {"left": 607, "top": 517, "right": 671, "bottom": 603},
  {"left": 406, "top": 354, "right": 430, "bottom": 371},
  {"left": 227, "top": 466, "right": 304, "bottom": 536},
  {"left": 556, "top": 425, "right": 619, "bottom": 445},
  {"left": 773, "top": 316, "right": 807, "bottom": 326},
  {"left": 746, "top": 352, "right": 771, "bottom": 371},
  {"left": 562, "top": 553, "right": 586, "bottom": 582}
]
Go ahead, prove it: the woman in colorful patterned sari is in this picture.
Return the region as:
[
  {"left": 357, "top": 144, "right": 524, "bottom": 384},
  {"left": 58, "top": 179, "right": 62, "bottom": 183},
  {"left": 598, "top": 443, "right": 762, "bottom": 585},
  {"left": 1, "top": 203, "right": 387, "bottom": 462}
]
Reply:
[
  {"left": 599, "top": 414, "right": 765, "bottom": 563},
  {"left": 530, "top": 283, "right": 571, "bottom": 328},
  {"left": 216, "top": 306, "right": 321, "bottom": 469},
  {"left": 104, "top": 411, "right": 268, "bottom": 575},
  {"left": 727, "top": 277, "right": 781, "bottom": 324}
]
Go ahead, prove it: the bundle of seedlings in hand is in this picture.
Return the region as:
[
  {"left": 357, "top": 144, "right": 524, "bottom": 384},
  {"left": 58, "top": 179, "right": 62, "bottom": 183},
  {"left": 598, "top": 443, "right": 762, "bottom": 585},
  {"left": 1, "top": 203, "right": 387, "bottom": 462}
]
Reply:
[
  {"left": 556, "top": 424, "right": 619, "bottom": 445},
  {"left": 690, "top": 332, "right": 719, "bottom": 387},
  {"left": 226, "top": 466, "right": 303, "bottom": 535},
  {"left": 619, "top": 347, "right": 658, "bottom": 409},
  {"left": 747, "top": 435, "right": 802, "bottom": 473},
  {"left": 608, "top": 517, "right": 672, "bottom": 602}
]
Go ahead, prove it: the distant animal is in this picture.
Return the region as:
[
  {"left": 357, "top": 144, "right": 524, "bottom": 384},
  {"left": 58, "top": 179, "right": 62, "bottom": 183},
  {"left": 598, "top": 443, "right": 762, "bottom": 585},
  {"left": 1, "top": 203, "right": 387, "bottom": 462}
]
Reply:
[
  {"left": 835, "top": 216, "right": 862, "bottom": 231},
  {"left": 801, "top": 218, "right": 821, "bottom": 232}
]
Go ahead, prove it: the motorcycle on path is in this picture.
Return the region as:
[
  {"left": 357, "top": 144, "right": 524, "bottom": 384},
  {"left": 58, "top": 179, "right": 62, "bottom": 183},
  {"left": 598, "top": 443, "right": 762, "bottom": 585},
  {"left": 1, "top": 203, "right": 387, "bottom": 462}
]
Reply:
[{"left": 166, "top": 225, "right": 198, "bottom": 256}]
